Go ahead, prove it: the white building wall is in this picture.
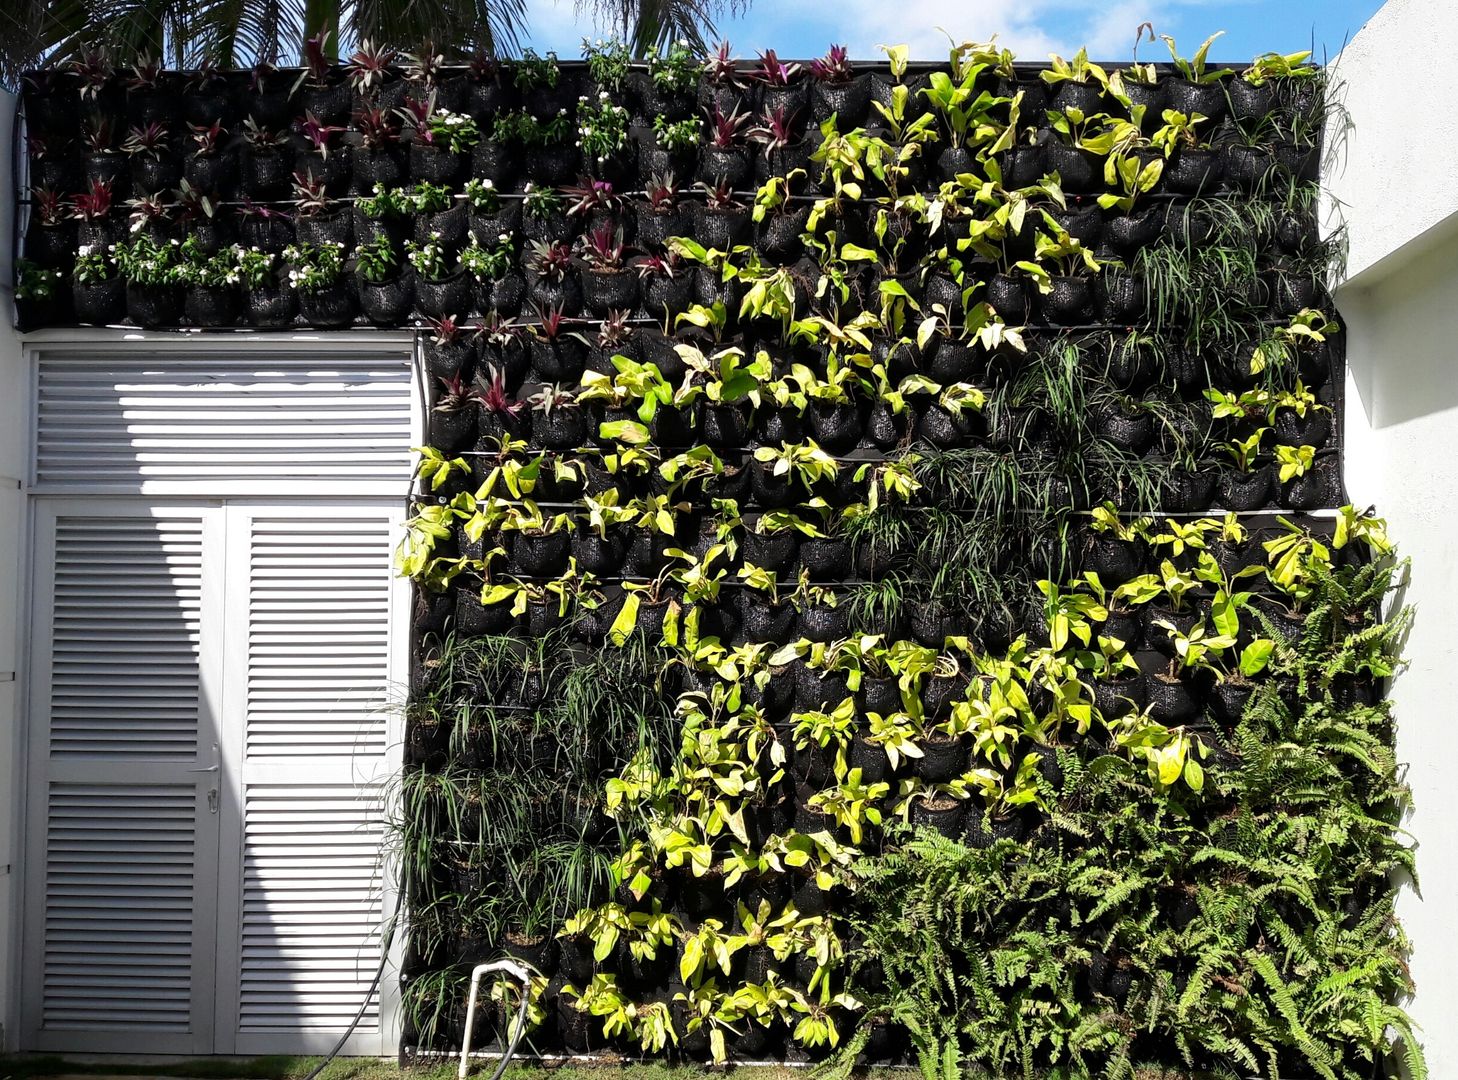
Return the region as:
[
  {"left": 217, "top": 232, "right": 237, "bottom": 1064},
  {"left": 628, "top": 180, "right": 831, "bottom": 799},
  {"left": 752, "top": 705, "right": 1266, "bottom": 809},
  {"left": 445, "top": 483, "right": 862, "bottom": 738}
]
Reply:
[
  {"left": 1325, "top": 2, "right": 1458, "bottom": 1075},
  {"left": 0, "top": 87, "right": 26, "bottom": 1052}
]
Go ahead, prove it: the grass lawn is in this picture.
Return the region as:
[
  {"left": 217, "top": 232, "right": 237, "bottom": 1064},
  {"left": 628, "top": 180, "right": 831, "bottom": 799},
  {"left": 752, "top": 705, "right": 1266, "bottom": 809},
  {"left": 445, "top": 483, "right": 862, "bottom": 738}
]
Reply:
[{"left": 0, "top": 1060, "right": 836, "bottom": 1080}]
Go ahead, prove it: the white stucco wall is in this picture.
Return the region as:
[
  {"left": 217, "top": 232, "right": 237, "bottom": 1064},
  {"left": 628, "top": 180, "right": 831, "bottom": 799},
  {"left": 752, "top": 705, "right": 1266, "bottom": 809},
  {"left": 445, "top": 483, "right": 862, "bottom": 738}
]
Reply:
[
  {"left": 0, "top": 87, "right": 25, "bottom": 1052},
  {"left": 1325, "top": 2, "right": 1458, "bottom": 1075},
  {"left": 1321, "top": 0, "right": 1458, "bottom": 286}
]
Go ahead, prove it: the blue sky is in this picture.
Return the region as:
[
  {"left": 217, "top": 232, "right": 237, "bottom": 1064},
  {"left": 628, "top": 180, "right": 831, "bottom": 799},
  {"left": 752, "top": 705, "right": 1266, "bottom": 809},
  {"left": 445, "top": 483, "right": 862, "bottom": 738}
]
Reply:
[{"left": 521, "top": 0, "right": 1386, "bottom": 63}]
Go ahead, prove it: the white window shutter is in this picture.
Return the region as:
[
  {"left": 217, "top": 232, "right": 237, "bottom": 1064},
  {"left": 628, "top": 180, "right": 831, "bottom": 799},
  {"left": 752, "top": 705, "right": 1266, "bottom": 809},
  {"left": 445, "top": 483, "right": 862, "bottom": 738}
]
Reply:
[{"left": 34, "top": 353, "right": 413, "bottom": 494}]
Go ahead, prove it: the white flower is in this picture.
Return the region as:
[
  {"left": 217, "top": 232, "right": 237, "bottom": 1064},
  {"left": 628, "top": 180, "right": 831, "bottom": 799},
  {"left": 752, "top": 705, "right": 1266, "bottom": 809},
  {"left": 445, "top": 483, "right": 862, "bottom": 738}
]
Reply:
[
  {"left": 78, "top": 244, "right": 92, "bottom": 256},
  {"left": 498, "top": 232, "right": 509, "bottom": 241},
  {"left": 599, "top": 90, "right": 609, "bottom": 100}
]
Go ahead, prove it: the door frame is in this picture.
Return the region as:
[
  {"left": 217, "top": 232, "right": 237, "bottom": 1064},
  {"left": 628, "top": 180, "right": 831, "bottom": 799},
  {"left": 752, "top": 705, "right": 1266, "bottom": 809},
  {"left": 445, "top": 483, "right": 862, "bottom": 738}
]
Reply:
[{"left": 8, "top": 333, "right": 417, "bottom": 1055}]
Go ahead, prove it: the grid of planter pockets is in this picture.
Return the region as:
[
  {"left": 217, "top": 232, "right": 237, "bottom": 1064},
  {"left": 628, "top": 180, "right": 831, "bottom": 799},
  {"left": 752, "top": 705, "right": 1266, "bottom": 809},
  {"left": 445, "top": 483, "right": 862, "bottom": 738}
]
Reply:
[{"left": 16, "top": 39, "right": 1424, "bottom": 1079}]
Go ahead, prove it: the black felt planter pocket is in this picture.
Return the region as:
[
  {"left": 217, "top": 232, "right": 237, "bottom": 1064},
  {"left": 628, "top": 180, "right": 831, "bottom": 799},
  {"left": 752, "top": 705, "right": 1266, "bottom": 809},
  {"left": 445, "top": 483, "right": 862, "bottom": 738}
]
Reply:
[
  {"left": 742, "top": 527, "right": 798, "bottom": 572},
  {"left": 295, "top": 209, "right": 354, "bottom": 250},
  {"left": 910, "top": 797, "right": 966, "bottom": 839},
  {"left": 1280, "top": 459, "right": 1334, "bottom": 511},
  {"left": 1210, "top": 678, "right": 1256, "bottom": 725},
  {"left": 1228, "top": 78, "right": 1274, "bottom": 126},
  {"left": 1162, "top": 469, "right": 1218, "bottom": 513},
  {"left": 409, "top": 143, "right": 464, "bottom": 185},
  {"left": 811, "top": 75, "right": 872, "bottom": 125},
  {"left": 737, "top": 593, "right": 798, "bottom": 645},
  {"left": 915, "top": 734, "right": 970, "bottom": 783},
  {"left": 1146, "top": 606, "right": 1201, "bottom": 657},
  {"left": 183, "top": 285, "right": 241, "bottom": 327},
  {"left": 414, "top": 272, "right": 472, "bottom": 319},
  {"left": 455, "top": 588, "right": 517, "bottom": 636},
  {"left": 917, "top": 405, "right": 977, "bottom": 450},
  {"left": 470, "top": 140, "right": 518, "bottom": 187},
  {"left": 1222, "top": 143, "right": 1276, "bottom": 190},
  {"left": 298, "top": 282, "right": 356, "bottom": 328},
  {"left": 1274, "top": 408, "right": 1332, "bottom": 448},
  {"left": 798, "top": 536, "right": 850, "bottom": 579},
  {"left": 352, "top": 146, "right": 406, "bottom": 192},
  {"left": 1093, "top": 674, "right": 1148, "bottom": 720},
  {"left": 467, "top": 202, "right": 523, "bottom": 246},
  {"left": 1081, "top": 535, "right": 1141, "bottom": 585},
  {"left": 1219, "top": 465, "right": 1274, "bottom": 511},
  {"left": 531, "top": 407, "right": 586, "bottom": 451},
  {"left": 125, "top": 282, "right": 182, "bottom": 328},
  {"left": 25, "top": 223, "right": 76, "bottom": 271},
  {"left": 511, "top": 532, "right": 571, "bottom": 577},
  {"left": 1096, "top": 273, "right": 1146, "bottom": 323},
  {"left": 242, "top": 147, "right": 293, "bottom": 197},
  {"left": 1044, "top": 141, "right": 1101, "bottom": 193},
  {"left": 72, "top": 278, "right": 126, "bottom": 325},
  {"left": 806, "top": 401, "right": 862, "bottom": 452},
  {"left": 529, "top": 336, "right": 588, "bottom": 383},
  {"left": 572, "top": 531, "right": 627, "bottom": 577},
  {"left": 1166, "top": 78, "right": 1228, "bottom": 121},
  {"left": 130, "top": 152, "right": 182, "bottom": 193},
  {"left": 1165, "top": 148, "right": 1223, "bottom": 195},
  {"left": 431, "top": 405, "right": 478, "bottom": 452},
  {"left": 693, "top": 205, "right": 751, "bottom": 252},
  {"left": 240, "top": 215, "right": 295, "bottom": 254},
  {"left": 466, "top": 272, "right": 517, "bottom": 318},
  {"left": 1104, "top": 205, "right": 1163, "bottom": 253},
  {"left": 245, "top": 285, "right": 297, "bottom": 327},
  {"left": 986, "top": 273, "right": 1034, "bottom": 322},
  {"left": 1146, "top": 672, "right": 1202, "bottom": 724},
  {"left": 414, "top": 203, "right": 468, "bottom": 251},
  {"left": 525, "top": 142, "right": 581, "bottom": 186},
  {"left": 865, "top": 402, "right": 910, "bottom": 451},
  {"left": 83, "top": 153, "right": 130, "bottom": 198},
  {"left": 527, "top": 272, "right": 582, "bottom": 315},
  {"left": 798, "top": 601, "right": 848, "bottom": 643},
  {"left": 1044, "top": 275, "right": 1093, "bottom": 325},
  {"left": 581, "top": 268, "right": 639, "bottom": 317},
  {"left": 358, "top": 272, "right": 415, "bottom": 326}
]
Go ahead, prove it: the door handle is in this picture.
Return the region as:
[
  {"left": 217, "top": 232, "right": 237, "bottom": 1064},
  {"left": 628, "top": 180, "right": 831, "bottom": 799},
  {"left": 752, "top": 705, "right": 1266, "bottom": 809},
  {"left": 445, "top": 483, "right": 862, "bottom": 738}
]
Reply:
[{"left": 189, "top": 741, "right": 220, "bottom": 773}]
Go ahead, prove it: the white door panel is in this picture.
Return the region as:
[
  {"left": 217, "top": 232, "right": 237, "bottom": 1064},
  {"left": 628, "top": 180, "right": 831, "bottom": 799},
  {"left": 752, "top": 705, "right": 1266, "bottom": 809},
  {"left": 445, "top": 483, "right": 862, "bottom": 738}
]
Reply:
[{"left": 23, "top": 504, "right": 224, "bottom": 1054}]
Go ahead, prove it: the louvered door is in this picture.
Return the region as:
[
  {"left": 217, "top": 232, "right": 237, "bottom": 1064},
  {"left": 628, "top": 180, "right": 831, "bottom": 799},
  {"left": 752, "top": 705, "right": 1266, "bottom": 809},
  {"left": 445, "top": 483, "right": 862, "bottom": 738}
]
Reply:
[
  {"left": 214, "top": 505, "right": 403, "bottom": 1055},
  {"left": 22, "top": 503, "right": 226, "bottom": 1054}
]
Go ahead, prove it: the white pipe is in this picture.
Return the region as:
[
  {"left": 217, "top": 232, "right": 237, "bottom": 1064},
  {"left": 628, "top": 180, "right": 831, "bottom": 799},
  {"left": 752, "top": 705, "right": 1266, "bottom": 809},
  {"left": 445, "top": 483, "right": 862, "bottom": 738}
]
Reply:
[{"left": 459, "top": 959, "right": 533, "bottom": 1080}]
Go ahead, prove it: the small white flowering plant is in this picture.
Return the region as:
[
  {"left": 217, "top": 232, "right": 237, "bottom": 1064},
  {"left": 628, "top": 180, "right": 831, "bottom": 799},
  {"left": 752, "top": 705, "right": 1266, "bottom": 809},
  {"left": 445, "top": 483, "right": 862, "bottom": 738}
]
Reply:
[
  {"left": 176, "top": 235, "right": 243, "bottom": 288},
  {"left": 410, "top": 181, "right": 454, "bottom": 214},
  {"left": 648, "top": 40, "right": 700, "bottom": 96},
  {"left": 405, "top": 232, "right": 456, "bottom": 281},
  {"left": 512, "top": 49, "right": 560, "bottom": 91},
  {"left": 577, "top": 93, "right": 630, "bottom": 162},
  {"left": 236, "top": 247, "right": 277, "bottom": 290},
  {"left": 654, "top": 114, "right": 702, "bottom": 152},
  {"left": 282, "top": 241, "right": 346, "bottom": 292},
  {"left": 354, "top": 236, "right": 401, "bottom": 283},
  {"left": 463, "top": 178, "right": 501, "bottom": 213},
  {"left": 583, "top": 37, "right": 631, "bottom": 94},
  {"left": 460, "top": 234, "right": 515, "bottom": 281},
  {"left": 356, "top": 183, "right": 413, "bottom": 220},
  {"left": 113, "top": 234, "right": 181, "bottom": 286},
  {"left": 15, "top": 259, "right": 64, "bottom": 300},
  {"left": 424, "top": 110, "right": 481, "bottom": 155}
]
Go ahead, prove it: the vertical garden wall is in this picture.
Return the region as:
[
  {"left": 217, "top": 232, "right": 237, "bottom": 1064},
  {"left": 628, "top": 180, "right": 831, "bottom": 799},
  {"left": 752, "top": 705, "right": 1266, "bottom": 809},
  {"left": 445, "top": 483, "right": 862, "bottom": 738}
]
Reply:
[{"left": 13, "top": 33, "right": 1423, "bottom": 1079}]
